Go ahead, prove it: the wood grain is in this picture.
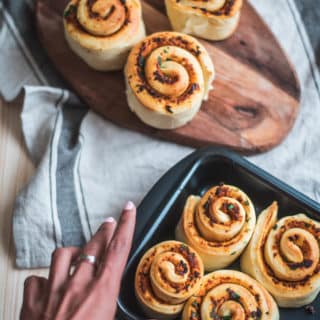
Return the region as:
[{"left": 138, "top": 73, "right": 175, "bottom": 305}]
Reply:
[
  {"left": 36, "top": 0, "right": 300, "bottom": 154},
  {"left": 0, "top": 96, "right": 48, "bottom": 320}
]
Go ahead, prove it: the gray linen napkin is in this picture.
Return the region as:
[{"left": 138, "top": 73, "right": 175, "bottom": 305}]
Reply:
[{"left": 0, "top": 0, "right": 319, "bottom": 268}]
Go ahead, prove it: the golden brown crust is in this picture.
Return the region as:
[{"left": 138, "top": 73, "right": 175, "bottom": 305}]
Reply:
[
  {"left": 182, "top": 270, "right": 279, "bottom": 320},
  {"left": 63, "top": 0, "right": 145, "bottom": 70},
  {"left": 176, "top": 0, "right": 243, "bottom": 18},
  {"left": 125, "top": 31, "right": 214, "bottom": 115},
  {"left": 64, "top": 0, "right": 144, "bottom": 50},
  {"left": 241, "top": 202, "right": 320, "bottom": 307},
  {"left": 176, "top": 184, "right": 256, "bottom": 271},
  {"left": 165, "top": 0, "right": 242, "bottom": 41},
  {"left": 135, "top": 241, "right": 204, "bottom": 319}
]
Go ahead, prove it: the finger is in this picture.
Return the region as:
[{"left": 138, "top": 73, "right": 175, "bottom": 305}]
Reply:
[
  {"left": 21, "top": 276, "right": 46, "bottom": 320},
  {"left": 48, "top": 247, "right": 81, "bottom": 291},
  {"left": 54, "top": 219, "right": 117, "bottom": 319},
  {"left": 22, "top": 276, "right": 48, "bottom": 315},
  {"left": 99, "top": 201, "right": 136, "bottom": 285},
  {"left": 42, "top": 247, "right": 81, "bottom": 317},
  {"left": 73, "top": 217, "right": 117, "bottom": 282},
  {"left": 23, "top": 275, "right": 47, "bottom": 300}
]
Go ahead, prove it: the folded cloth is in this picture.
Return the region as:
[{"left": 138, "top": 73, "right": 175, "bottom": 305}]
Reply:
[
  {"left": 12, "top": 86, "right": 191, "bottom": 268},
  {"left": 0, "top": 0, "right": 319, "bottom": 268}
]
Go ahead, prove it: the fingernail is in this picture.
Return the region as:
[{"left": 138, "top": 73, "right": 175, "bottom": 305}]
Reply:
[
  {"left": 124, "top": 201, "right": 135, "bottom": 211},
  {"left": 104, "top": 217, "right": 115, "bottom": 223}
]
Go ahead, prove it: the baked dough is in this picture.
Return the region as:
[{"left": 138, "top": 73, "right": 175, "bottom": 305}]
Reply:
[
  {"left": 165, "top": 0, "right": 243, "bottom": 41},
  {"left": 241, "top": 201, "right": 320, "bottom": 308},
  {"left": 124, "top": 31, "right": 214, "bottom": 129},
  {"left": 176, "top": 184, "right": 256, "bottom": 271},
  {"left": 63, "top": 0, "right": 146, "bottom": 71},
  {"left": 135, "top": 240, "right": 204, "bottom": 319},
  {"left": 182, "top": 270, "right": 279, "bottom": 320}
]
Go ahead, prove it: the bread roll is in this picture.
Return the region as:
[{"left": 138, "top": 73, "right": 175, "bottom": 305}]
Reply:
[
  {"left": 135, "top": 240, "right": 204, "bottom": 319},
  {"left": 165, "top": 0, "right": 243, "bottom": 41},
  {"left": 63, "top": 0, "right": 146, "bottom": 71},
  {"left": 182, "top": 270, "right": 279, "bottom": 320},
  {"left": 241, "top": 201, "right": 320, "bottom": 307},
  {"left": 176, "top": 184, "right": 256, "bottom": 271},
  {"left": 124, "top": 31, "right": 214, "bottom": 129}
]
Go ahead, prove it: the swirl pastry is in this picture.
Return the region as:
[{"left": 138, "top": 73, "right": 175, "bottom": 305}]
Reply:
[
  {"left": 135, "top": 240, "right": 204, "bottom": 319},
  {"left": 241, "top": 202, "right": 320, "bottom": 308},
  {"left": 124, "top": 31, "right": 214, "bottom": 129},
  {"left": 63, "top": 0, "right": 146, "bottom": 71},
  {"left": 182, "top": 270, "right": 279, "bottom": 320},
  {"left": 165, "top": 0, "right": 243, "bottom": 41},
  {"left": 175, "top": 184, "right": 256, "bottom": 271}
]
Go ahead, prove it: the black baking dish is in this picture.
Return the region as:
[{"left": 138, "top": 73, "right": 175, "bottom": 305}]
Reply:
[{"left": 117, "top": 147, "right": 320, "bottom": 319}]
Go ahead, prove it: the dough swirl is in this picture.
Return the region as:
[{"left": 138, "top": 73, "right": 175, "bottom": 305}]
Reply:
[
  {"left": 165, "top": 0, "right": 243, "bottom": 41},
  {"left": 182, "top": 270, "right": 279, "bottom": 320},
  {"left": 135, "top": 240, "right": 204, "bottom": 319},
  {"left": 241, "top": 202, "right": 320, "bottom": 307},
  {"left": 125, "top": 31, "right": 214, "bottom": 129},
  {"left": 63, "top": 0, "right": 146, "bottom": 70},
  {"left": 176, "top": 184, "right": 256, "bottom": 271}
]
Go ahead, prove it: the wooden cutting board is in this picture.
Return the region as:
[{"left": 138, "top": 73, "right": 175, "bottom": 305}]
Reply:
[{"left": 36, "top": 0, "right": 300, "bottom": 154}]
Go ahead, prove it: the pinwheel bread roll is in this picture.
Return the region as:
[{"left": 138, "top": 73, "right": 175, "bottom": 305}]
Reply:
[
  {"left": 63, "top": 0, "right": 146, "bottom": 71},
  {"left": 182, "top": 270, "right": 279, "bottom": 320},
  {"left": 241, "top": 201, "right": 320, "bottom": 308},
  {"left": 125, "top": 31, "right": 214, "bottom": 129},
  {"left": 176, "top": 184, "right": 256, "bottom": 271},
  {"left": 165, "top": 0, "right": 243, "bottom": 41},
  {"left": 135, "top": 241, "right": 204, "bottom": 319}
]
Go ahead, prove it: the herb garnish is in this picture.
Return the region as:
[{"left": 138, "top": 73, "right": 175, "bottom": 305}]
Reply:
[
  {"left": 227, "top": 288, "right": 240, "bottom": 301},
  {"left": 209, "top": 310, "right": 219, "bottom": 319},
  {"left": 180, "top": 243, "right": 189, "bottom": 252},
  {"left": 230, "top": 291, "right": 240, "bottom": 300}
]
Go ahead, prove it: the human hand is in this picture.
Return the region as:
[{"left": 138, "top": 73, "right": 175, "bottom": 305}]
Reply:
[{"left": 20, "top": 201, "right": 136, "bottom": 320}]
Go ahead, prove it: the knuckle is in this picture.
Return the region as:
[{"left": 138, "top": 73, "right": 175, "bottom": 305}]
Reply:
[
  {"left": 65, "top": 246, "right": 79, "bottom": 253},
  {"left": 51, "top": 247, "right": 65, "bottom": 259},
  {"left": 52, "top": 246, "right": 76, "bottom": 260},
  {"left": 84, "top": 242, "right": 100, "bottom": 254}
]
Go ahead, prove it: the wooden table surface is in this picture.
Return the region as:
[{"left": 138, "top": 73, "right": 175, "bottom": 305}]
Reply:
[{"left": 0, "top": 96, "right": 48, "bottom": 319}]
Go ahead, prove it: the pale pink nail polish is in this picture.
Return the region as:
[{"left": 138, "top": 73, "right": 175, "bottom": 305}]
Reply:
[
  {"left": 124, "top": 201, "right": 135, "bottom": 211},
  {"left": 104, "top": 217, "right": 115, "bottom": 223}
]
